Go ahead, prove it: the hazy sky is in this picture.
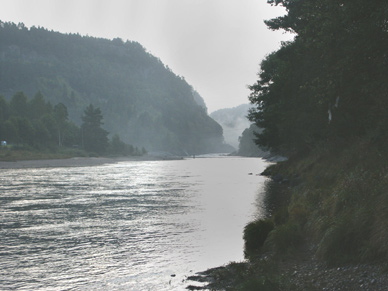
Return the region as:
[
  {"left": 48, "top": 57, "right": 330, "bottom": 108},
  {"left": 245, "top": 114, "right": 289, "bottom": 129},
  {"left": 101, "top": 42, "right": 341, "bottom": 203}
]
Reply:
[{"left": 0, "top": 0, "right": 291, "bottom": 112}]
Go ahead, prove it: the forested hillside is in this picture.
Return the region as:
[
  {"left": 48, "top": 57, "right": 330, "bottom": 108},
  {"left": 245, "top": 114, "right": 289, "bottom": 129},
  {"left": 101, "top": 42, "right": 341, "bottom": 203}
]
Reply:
[
  {"left": 0, "top": 21, "right": 226, "bottom": 154},
  {"left": 237, "top": 124, "right": 268, "bottom": 157}
]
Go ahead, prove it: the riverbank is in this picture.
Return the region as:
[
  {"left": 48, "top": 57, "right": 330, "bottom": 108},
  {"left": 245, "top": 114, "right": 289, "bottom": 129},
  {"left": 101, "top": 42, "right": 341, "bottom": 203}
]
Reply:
[
  {"left": 0, "top": 154, "right": 179, "bottom": 169},
  {"left": 0, "top": 146, "right": 189, "bottom": 169},
  {"left": 187, "top": 244, "right": 388, "bottom": 290},
  {"left": 188, "top": 138, "right": 388, "bottom": 290},
  {"left": 0, "top": 156, "right": 132, "bottom": 169}
]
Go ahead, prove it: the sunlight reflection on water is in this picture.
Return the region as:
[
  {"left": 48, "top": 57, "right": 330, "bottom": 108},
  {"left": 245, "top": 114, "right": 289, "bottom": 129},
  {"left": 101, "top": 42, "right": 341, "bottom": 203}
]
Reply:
[{"left": 0, "top": 156, "right": 269, "bottom": 290}]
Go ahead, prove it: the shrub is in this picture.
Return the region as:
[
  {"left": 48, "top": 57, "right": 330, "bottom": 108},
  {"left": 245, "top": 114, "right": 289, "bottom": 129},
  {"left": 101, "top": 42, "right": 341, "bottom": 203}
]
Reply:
[{"left": 244, "top": 219, "right": 274, "bottom": 259}]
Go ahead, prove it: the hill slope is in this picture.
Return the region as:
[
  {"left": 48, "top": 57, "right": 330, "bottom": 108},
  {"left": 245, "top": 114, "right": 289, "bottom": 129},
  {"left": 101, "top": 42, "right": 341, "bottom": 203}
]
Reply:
[
  {"left": 0, "top": 21, "right": 226, "bottom": 154},
  {"left": 210, "top": 104, "right": 252, "bottom": 149}
]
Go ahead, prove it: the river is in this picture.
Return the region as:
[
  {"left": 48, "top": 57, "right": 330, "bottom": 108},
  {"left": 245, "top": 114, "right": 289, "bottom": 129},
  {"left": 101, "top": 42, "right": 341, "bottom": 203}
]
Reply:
[{"left": 0, "top": 156, "right": 270, "bottom": 290}]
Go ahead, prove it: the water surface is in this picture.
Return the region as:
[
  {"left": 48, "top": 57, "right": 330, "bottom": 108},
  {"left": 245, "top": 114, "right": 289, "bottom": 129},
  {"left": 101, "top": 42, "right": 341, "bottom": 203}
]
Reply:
[{"left": 0, "top": 156, "right": 269, "bottom": 290}]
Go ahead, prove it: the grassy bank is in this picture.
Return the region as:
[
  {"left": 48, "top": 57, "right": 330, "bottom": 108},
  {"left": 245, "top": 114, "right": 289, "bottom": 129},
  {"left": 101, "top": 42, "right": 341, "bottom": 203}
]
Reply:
[
  {"left": 263, "top": 138, "right": 388, "bottom": 265},
  {"left": 189, "top": 138, "right": 388, "bottom": 290},
  {"left": 0, "top": 146, "right": 90, "bottom": 161},
  {"left": 0, "top": 144, "right": 147, "bottom": 162}
]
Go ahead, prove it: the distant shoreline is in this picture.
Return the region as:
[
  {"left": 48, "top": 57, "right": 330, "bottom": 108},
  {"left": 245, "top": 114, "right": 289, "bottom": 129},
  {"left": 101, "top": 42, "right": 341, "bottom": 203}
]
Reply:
[
  {"left": 0, "top": 155, "right": 164, "bottom": 169},
  {"left": 0, "top": 154, "right": 263, "bottom": 169}
]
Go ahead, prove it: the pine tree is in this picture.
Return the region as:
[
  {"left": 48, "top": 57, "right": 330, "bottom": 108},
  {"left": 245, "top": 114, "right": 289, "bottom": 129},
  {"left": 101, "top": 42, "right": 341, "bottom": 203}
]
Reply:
[{"left": 81, "top": 104, "right": 109, "bottom": 153}]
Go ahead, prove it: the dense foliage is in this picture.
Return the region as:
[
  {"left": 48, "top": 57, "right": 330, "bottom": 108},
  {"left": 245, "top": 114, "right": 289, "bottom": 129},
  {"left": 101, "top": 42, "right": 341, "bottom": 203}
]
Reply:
[
  {"left": 0, "top": 91, "right": 78, "bottom": 148},
  {"left": 0, "top": 91, "right": 143, "bottom": 156},
  {"left": 0, "top": 21, "right": 225, "bottom": 154},
  {"left": 237, "top": 124, "right": 268, "bottom": 157},
  {"left": 242, "top": 0, "right": 388, "bottom": 270},
  {"left": 191, "top": 1, "right": 388, "bottom": 288},
  {"left": 248, "top": 0, "right": 388, "bottom": 155}
]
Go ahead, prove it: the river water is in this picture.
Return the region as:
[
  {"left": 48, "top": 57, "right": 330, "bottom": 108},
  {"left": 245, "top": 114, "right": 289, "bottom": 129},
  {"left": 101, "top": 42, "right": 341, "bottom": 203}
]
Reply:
[{"left": 0, "top": 156, "right": 269, "bottom": 290}]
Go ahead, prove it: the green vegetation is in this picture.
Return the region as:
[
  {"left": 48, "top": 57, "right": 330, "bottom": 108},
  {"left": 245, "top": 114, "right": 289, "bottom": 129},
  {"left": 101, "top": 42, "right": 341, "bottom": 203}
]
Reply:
[
  {"left": 81, "top": 104, "right": 109, "bottom": 154},
  {"left": 252, "top": 139, "right": 388, "bottom": 264},
  {"left": 0, "top": 21, "right": 226, "bottom": 154},
  {"left": 243, "top": 218, "right": 274, "bottom": 259},
  {"left": 246, "top": 0, "right": 388, "bottom": 264},
  {"left": 0, "top": 91, "right": 144, "bottom": 160},
  {"left": 249, "top": 0, "right": 388, "bottom": 156},
  {"left": 237, "top": 124, "right": 268, "bottom": 157},
  {"left": 0, "top": 147, "right": 88, "bottom": 162},
  {"left": 196, "top": 0, "right": 388, "bottom": 289}
]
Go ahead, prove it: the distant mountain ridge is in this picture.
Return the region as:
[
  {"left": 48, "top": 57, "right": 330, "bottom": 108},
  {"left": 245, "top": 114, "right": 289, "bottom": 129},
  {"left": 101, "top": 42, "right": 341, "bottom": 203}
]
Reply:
[
  {"left": 0, "top": 21, "right": 227, "bottom": 154},
  {"left": 210, "top": 104, "right": 252, "bottom": 149}
]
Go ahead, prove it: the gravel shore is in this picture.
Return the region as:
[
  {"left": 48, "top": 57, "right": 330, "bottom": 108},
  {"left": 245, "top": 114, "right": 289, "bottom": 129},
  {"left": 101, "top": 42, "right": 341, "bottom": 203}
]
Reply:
[
  {"left": 187, "top": 246, "right": 388, "bottom": 290},
  {"left": 278, "top": 249, "right": 388, "bottom": 291}
]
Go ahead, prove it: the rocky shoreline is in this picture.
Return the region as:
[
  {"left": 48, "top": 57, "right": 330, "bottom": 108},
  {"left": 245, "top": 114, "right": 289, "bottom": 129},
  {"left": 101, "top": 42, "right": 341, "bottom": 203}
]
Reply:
[{"left": 186, "top": 245, "right": 388, "bottom": 290}]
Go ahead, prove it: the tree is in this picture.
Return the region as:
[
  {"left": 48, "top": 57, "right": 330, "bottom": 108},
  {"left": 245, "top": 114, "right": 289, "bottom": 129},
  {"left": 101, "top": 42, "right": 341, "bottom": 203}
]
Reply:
[
  {"left": 0, "top": 95, "right": 9, "bottom": 122},
  {"left": 10, "top": 92, "right": 28, "bottom": 117},
  {"left": 248, "top": 0, "right": 388, "bottom": 154},
  {"left": 32, "top": 119, "right": 51, "bottom": 147},
  {"left": 29, "top": 91, "right": 51, "bottom": 120},
  {"left": 81, "top": 104, "right": 109, "bottom": 153},
  {"left": 62, "top": 121, "right": 80, "bottom": 148},
  {"left": 15, "top": 117, "right": 35, "bottom": 145},
  {"left": 238, "top": 124, "right": 267, "bottom": 157},
  {"left": 53, "top": 103, "right": 68, "bottom": 147},
  {"left": 1, "top": 119, "right": 18, "bottom": 143},
  {"left": 40, "top": 113, "right": 57, "bottom": 145}
]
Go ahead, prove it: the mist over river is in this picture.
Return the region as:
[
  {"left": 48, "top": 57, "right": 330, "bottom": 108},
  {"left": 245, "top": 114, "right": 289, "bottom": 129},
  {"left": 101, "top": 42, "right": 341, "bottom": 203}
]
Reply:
[{"left": 0, "top": 156, "right": 270, "bottom": 290}]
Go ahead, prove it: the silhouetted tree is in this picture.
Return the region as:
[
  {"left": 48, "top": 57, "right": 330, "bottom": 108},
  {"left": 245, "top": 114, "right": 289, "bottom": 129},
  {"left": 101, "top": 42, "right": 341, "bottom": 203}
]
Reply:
[{"left": 81, "top": 104, "right": 109, "bottom": 153}]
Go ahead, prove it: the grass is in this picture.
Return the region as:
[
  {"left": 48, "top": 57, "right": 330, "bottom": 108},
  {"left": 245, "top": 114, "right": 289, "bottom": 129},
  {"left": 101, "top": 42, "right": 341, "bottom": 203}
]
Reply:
[
  {"left": 266, "top": 138, "right": 388, "bottom": 264},
  {"left": 0, "top": 146, "right": 89, "bottom": 161},
  {"left": 243, "top": 219, "right": 274, "bottom": 259}
]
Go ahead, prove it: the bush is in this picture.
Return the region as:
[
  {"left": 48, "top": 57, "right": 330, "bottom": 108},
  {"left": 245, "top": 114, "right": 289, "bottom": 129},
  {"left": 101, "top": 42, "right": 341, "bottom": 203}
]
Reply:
[{"left": 244, "top": 219, "right": 274, "bottom": 259}]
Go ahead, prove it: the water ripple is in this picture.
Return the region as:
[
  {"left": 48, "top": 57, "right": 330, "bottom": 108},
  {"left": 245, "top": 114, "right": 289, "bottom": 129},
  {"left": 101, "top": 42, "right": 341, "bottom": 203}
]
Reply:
[{"left": 0, "top": 157, "right": 269, "bottom": 290}]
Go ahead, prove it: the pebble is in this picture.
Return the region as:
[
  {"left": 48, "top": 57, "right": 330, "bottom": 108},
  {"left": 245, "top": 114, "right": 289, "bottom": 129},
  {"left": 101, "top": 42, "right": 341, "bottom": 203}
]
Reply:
[{"left": 188, "top": 247, "right": 388, "bottom": 290}]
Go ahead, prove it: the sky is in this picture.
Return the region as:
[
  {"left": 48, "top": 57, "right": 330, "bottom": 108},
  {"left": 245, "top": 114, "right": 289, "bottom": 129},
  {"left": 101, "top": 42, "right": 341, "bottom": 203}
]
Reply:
[{"left": 0, "top": 0, "right": 291, "bottom": 113}]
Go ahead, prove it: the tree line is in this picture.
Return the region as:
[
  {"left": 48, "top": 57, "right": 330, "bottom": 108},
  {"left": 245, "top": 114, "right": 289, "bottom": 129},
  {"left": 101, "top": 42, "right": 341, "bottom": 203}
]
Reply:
[
  {"left": 248, "top": 0, "right": 388, "bottom": 155},
  {"left": 0, "top": 91, "right": 146, "bottom": 156},
  {"left": 0, "top": 21, "right": 225, "bottom": 154}
]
